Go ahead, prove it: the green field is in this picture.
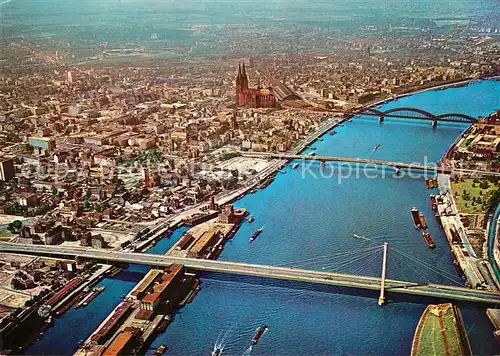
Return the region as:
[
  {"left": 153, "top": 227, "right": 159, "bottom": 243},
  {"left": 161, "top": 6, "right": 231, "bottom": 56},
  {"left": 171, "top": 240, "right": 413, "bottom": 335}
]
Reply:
[{"left": 451, "top": 179, "right": 498, "bottom": 214}]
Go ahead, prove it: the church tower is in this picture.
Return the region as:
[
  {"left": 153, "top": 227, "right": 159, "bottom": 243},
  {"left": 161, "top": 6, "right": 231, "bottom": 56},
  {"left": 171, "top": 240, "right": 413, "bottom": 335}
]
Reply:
[
  {"left": 241, "top": 62, "right": 249, "bottom": 90},
  {"left": 236, "top": 62, "right": 249, "bottom": 105}
]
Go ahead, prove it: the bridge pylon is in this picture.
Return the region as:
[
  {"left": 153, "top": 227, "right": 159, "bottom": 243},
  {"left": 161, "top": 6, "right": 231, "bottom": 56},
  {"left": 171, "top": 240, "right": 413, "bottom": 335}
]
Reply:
[{"left": 378, "top": 242, "right": 388, "bottom": 306}]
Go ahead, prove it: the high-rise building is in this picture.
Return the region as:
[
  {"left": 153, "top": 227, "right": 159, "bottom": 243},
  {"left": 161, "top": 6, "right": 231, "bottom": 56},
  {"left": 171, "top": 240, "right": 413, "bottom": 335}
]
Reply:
[
  {"left": 67, "top": 70, "right": 77, "bottom": 83},
  {"left": 0, "top": 158, "right": 14, "bottom": 182}
]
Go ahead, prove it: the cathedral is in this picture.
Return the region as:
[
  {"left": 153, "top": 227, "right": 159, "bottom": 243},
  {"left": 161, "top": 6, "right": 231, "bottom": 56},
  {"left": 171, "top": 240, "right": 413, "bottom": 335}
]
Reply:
[{"left": 235, "top": 63, "right": 276, "bottom": 108}]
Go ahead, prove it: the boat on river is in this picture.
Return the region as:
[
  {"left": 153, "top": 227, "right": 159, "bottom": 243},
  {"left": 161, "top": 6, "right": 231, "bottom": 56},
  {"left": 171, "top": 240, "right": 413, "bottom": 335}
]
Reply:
[
  {"left": 422, "top": 231, "right": 436, "bottom": 249},
  {"left": 154, "top": 345, "right": 167, "bottom": 355},
  {"left": 212, "top": 347, "right": 223, "bottom": 356},
  {"left": 252, "top": 324, "right": 268, "bottom": 345},
  {"left": 292, "top": 163, "right": 299, "bottom": 170},
  {"left": 411, "top": 208, "right": 427, "bottom": 229},
  {"left": 249, "top": 227, "right": 264, "bottom": 242}
]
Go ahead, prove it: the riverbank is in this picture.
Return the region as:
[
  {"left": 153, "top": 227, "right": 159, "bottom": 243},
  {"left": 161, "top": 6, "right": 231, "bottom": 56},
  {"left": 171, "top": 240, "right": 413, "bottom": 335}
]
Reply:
[
  {"left": 75, "top": 208, "right": 247, "bottom": 355},
  {"left": 365, "top": 75, "right": 500, "bottom": 111},
  {"left": 435, "top": 175, "right": 496, "bottom": 289}
]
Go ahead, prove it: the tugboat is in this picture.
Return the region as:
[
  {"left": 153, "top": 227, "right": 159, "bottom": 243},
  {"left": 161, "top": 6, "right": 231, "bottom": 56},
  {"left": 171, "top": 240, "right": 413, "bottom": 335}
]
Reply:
[
  {"left": 252, "top": 324, "right": 268, "bottom": 345},
  {"left": 422, "top": 231, "right": 436, "bottom": 249},
  {"left": 248, "top": 216, "right": 255, "bottom": 223},
  {"left": 154, "top": 345, "right": 167, "bottom": 355},
  {"left": 249, "top": 227, "right": 263, "bottom": 242}
]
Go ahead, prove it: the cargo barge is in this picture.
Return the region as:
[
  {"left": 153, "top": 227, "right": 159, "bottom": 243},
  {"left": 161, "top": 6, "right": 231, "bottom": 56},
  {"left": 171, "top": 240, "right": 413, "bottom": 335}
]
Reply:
[
  {"left": 259, "top": 174, "right": 276, "bottom": 189},
  {"left": 54, "top": 289, "right": 87, "bottom": 316},
  {"left": 75, "top": 286, "right": 105, "bottom": 308},
  {"left": 107, "top": 266, "right": 123, "bottom": 278},
  {"left": 156, "top": 315, "right": 172, "bottom": 333},
  {"left": 411, "top": 208, "right": 427, "bottom": 229},
  {"left": 252, "top": 324, "right": 268, "bottom": 345},
  {"left": 422, "top": 231, "right": 436, "bottom": 249},
  {"left": 249, "top": 227, "right": 263, "bottom": 242},
  {"left": 425, "top": 178, "right": 438, "bottom": 189},
  {"left": 430, "top": 194, "right": 437, "bottom": 211}
]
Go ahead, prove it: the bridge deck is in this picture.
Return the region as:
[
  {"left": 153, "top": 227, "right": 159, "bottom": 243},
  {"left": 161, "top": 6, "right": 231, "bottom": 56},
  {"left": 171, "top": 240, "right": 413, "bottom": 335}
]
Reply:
[
  {"left": 239, "top": 152, "right": 500, "bottom": 177},
  {"left": 1, "top": 243, "right": 499, "bottom": 305}
]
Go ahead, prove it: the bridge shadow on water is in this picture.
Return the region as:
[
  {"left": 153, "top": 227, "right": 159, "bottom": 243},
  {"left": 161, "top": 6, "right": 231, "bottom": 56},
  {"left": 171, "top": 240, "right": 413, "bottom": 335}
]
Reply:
[
  {"left": 106, "top": 267, "right": 149, "bottom": 283},
  {"left": 197, "top": 270, "right": 493, "bottom": 312}
]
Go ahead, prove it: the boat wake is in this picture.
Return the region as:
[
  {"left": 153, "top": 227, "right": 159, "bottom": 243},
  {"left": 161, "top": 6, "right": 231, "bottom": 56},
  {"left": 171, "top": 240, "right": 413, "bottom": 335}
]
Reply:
[
  {"left": 212, "top": 326, "right": 235, "bottom": 355},
  {"left": 353, "top": 233, "right": 372, "bottom": 241},
  {"left": 0, "top": 0, "right": 14, "bottom": 6},
  {"left": 243, "top": 345, "right": 253, "bottom": 355}
]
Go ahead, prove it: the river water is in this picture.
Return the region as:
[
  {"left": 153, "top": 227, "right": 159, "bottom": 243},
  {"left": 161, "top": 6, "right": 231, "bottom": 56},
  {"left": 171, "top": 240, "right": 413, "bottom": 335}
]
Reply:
[{"left": 27, "top": 79, "right": 500, "bottom": 355}]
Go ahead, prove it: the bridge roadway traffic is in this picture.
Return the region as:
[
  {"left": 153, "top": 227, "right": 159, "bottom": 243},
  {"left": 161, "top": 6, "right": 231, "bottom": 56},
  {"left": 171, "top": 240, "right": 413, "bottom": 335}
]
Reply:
[
  {"left": 239, "top": 152, "right": 500, "bottom": 177},
  {"left": 2, "top": 243, "right": 500, "bottom": 305}
]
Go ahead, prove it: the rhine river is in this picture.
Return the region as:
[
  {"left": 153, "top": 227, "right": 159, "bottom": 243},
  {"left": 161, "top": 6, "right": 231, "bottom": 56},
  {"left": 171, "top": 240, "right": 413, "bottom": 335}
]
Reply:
[{"left": 28, "top": 79, "right": 500, "bottom": 355}]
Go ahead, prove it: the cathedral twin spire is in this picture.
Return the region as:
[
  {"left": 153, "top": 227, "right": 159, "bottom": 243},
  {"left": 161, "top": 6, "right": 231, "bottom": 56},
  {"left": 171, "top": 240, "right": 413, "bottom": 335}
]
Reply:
[{"left": 236, "top": 62, "right": 248, "bottom": 90}]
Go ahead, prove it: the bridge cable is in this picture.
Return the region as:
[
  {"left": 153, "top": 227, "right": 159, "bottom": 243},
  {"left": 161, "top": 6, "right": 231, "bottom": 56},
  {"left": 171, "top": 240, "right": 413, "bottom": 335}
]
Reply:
[
  {"left": 391, "top": 247, "right": 463, "bottom": 285},
  {"left": 389, "top": 250, "right": 429, "bottom": 283},
  {"left": 349, "top": 249, "right": 384, "bottom": 276},
  {"left": 333, "top": 248, "right": 383, "bottom": 272},
  {"left": 319, "top": 248, "right": 383, "bottom": 273},
  {"left": 276, "top": 245, "right": 382, "bottom": 268},
  {"left": 283, "top": 249, "right": 381, "bottom": 271},
  {"left": 284, "top": 247, "right": 382, "bottom": 272},
  {"left": 391, "top": 247, "right": 463, "bottom": 286},
  {"left": 391, "top": 247, "right": 463, "bottom": 283}
]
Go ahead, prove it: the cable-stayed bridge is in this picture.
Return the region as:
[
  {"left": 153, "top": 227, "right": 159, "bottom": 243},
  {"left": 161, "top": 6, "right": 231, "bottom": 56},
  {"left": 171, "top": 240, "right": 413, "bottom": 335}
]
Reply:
[{"left": 1, "top": 242, "right": 499, "bottom": 305}]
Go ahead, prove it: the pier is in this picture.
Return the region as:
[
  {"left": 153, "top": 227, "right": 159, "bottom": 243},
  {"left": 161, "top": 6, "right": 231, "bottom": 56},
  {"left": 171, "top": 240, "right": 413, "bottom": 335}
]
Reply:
[{"left": 2, "top": 243, "right": 500, "bottom": 305}]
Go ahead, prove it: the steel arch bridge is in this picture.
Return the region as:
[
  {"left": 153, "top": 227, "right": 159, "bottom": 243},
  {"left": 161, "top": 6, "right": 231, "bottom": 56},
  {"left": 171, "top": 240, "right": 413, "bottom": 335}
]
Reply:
[{"left": 356, "top": 107, "right": 477, "bottom": 123}]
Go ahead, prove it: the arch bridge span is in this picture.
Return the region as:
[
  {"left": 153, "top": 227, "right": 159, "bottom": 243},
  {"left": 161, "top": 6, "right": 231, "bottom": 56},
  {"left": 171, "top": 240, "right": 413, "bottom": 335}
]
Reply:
[{"left": 354, "top": 107, "right": 476, "bottom": 123}]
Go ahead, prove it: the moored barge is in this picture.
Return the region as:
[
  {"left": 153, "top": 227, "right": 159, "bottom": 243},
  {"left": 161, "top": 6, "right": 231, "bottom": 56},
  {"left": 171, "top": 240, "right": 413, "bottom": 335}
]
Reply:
[
  {"left": 422, "top": 231, "right": 436, "bottom": 249},
  {"left": 411, "top": 208, "right": 427, "bottom": 229},
  {"left": 430, "top": 195, "right": 437, "bottom": 211}
]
